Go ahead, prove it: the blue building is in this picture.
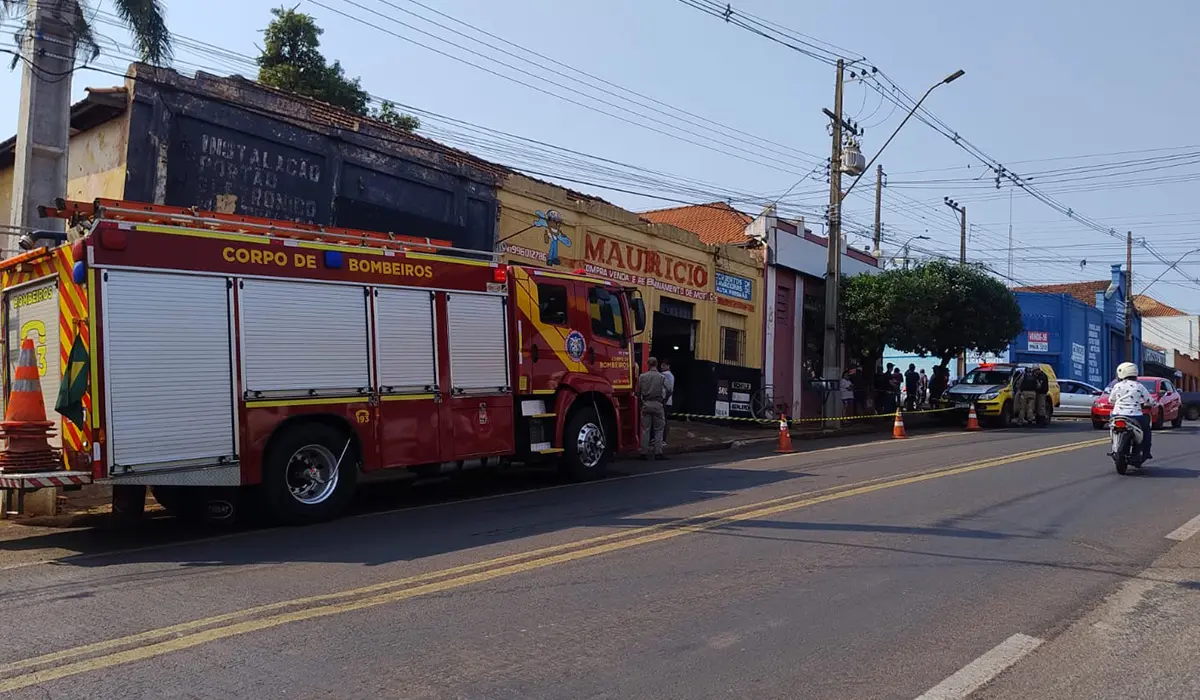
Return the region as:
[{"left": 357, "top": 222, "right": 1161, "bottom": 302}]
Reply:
[{"left": 1008, "top": 264, "right": 1143, "bottom": 386}]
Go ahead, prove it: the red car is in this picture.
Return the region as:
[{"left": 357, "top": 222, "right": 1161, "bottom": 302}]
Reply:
[{"left": 1091, "top": 376, "right": 1183, "bottom": 429}]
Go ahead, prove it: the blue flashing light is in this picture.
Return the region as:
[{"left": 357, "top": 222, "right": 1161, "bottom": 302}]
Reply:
[{"left": 72, "top": 260, "right": 87, "bottom": 284}]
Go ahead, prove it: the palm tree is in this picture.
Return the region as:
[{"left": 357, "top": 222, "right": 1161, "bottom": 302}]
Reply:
[
  {"left": 2, "top": 0, "right": 172, "bottom": 66},
  {"left": 3, "top": 0, "right": 171, "bottom": 244}
]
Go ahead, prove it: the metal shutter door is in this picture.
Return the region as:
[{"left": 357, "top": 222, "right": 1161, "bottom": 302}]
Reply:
[
  {"left": 374, "top": 288, "right": 436, "bottom": 393},
  {"left": 240, "top": 279, "right": 370, "bottom": 397},
  {"left": 4, "top": 280, "right": 62, "bottom": 448},
  {"left": 446, "top": 293, "right": 509, "bottom": 392},
  {"left": 103, "top": 271, "right": 235, "bottom": 469}
]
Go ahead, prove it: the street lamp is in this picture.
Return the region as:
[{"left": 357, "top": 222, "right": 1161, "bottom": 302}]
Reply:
[
  {"left": 823, "top": 67, "right": 964, "bottom": 422},
  {"left": 896, "top": 234, "right": 931, "bottom": 270},
  {"left": 842, "top": 69, "right": 965, "bottom": 201},
  {"left": 1137, "top": 248, "right": 1200, "bottom": 296}
]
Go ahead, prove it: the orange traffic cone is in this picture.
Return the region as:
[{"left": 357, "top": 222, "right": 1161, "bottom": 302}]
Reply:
[
  {"left": 0, "top": 338, "right": 61, "bottom": 473},
  {"left": 775, "top": 415, "right": 794, "bottom": 453},
  {"left": 965, "top": 404, "right": 981, "bottom": 431},
  {"left": 892, "top": 408, "right": 907, "bottom": 439}
]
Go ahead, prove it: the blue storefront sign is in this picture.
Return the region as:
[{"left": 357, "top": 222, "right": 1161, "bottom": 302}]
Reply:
[{"left": 715, "top": 272, "right": 753, "bottom": 300}]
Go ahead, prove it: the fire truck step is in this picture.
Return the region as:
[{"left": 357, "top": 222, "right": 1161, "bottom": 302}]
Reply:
[
  {"left": 537, "top": 448, "right": 565, "bottom": 455},
  {"left": 531, "top": 413, "right": 557, "bottom": 419}
]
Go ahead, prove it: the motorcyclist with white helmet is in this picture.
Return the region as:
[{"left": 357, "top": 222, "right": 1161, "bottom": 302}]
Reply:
[{"left": 1109, "top": 361, "right": 1155, "bottom": 461}]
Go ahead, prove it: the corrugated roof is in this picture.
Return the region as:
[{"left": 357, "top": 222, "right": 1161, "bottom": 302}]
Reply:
[
  {"left": 1013, "top": 280, "right": 1110, "bottom": 307},
  {"left": 639, "top": 202, "right": 752, "bottom": 244}
]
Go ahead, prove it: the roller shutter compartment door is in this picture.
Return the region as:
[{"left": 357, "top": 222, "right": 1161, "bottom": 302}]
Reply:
[
  {"left": 102, "top": 271, "right": 235, "bottom": 470},
  {"left": 446, "top": 292, "right": 509, "bottom": 393},
  {"left": 374, "top": 288, "right": 437, "bottom": 394},
  {"left": 4, "top": 279, "right": 61, "bottom": 447},
  {"left": 240, "top": 279, "right": 370, "bottom": 397}
]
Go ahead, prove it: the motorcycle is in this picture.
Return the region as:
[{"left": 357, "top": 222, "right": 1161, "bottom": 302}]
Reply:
[{"left": 1108, "top": 413, "right": 1147, "bottom": 475}]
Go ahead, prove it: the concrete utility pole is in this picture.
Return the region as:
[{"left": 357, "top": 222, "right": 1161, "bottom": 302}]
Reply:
[
  {"left": 822, "top": 59, "right": 846, "bottom": 420},
  {"left": 873, "top": 164, "right": 883, "bottom": 256},
  {"left": 944, "top": 197, "right": 968, "bottom": 376},
  {"left": 1126, "top": 230, "right": 1134, "bottom": 362},
  {"left": 8, "top": 0, "right": 77, "bottom": 256}
]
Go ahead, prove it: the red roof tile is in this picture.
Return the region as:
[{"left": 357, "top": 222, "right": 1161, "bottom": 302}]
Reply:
[
  {"left": 1133, "top": 295, "right": 1188, "bottom": 317},
  {"left": 639, "top": 202, "right": 752, "bottom": 244},
  {"left": 1013, "top": 281, "right": 1111, "bottom": 307}
]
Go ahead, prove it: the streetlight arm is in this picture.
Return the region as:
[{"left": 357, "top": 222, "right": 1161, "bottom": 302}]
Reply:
[
  {"left": 1137, "top": 248, "right": 1200, "bottom": 297},
  {"left": 842, "top": 72, "right": 962, "bottom": 200}
]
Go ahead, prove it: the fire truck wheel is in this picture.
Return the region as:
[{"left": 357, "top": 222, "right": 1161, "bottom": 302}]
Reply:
[
  {"left": 561, "top": 407, "right": 610, "bottom": 481},
  {"left": 151, "top": 486, "right": 206, "bottom": 521},
  {"left": 263, "top": 423, "right": 358, "bottom": 525}
]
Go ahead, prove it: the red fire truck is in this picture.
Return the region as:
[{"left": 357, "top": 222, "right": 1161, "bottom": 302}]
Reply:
[{"left": 0, "top": 199, "right": 645, "bottom": 524}]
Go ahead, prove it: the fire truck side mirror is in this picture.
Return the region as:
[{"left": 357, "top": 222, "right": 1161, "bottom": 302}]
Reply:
[{"left": 631, "top": 297, "right": 646, "bottom": 333}]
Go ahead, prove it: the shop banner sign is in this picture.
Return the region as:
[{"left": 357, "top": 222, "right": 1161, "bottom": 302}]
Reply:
[
  {"left": 1027, "top": 331, "right": 1049, "bottom": 352},
  {"left": 715, "top": 272, "right": 753, "bottom": 301}
]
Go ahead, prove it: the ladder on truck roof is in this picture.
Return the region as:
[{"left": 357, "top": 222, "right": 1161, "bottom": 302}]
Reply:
[{"left": 37, "top": 198, "right": 500, "bottom": 261}]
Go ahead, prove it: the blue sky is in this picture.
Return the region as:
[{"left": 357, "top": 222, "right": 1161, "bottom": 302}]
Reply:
[{"left": 3, "top": 0, "right": 1200, "bottom": 312}]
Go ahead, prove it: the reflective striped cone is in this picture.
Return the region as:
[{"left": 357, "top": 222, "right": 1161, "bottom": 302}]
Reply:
[
  {"left": 775, "top": 415, "right": 794, "bottom": 453},
  {"left": 966, "top": 404, "right": 981, "bottom": 431},
  {"left": 0, "top": 338, "right": 61, "bottom": 473},
  {"left": 892, "top": 408, "right": 907, "bottom": 439}
]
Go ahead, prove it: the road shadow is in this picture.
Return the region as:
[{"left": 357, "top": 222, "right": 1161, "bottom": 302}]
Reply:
[{"left": 0, "top": 459, "right": 815, "bottom": 570}]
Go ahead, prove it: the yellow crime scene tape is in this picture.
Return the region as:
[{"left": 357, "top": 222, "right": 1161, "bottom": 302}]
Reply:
[{"left": 670, "top": 405, "right": 964, "bottom": 426}]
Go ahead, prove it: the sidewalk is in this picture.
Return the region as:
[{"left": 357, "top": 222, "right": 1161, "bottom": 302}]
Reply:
[
  {"left": 664, "top": 416, "right": 884, "bottom": 454},
  {"left": 978, "top": 530, "right": 1200, "bottom": 699}
]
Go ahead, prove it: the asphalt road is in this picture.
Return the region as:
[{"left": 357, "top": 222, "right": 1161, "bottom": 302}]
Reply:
[{"left": 0, "top": 422, "right": 1197, "bottom": 699}]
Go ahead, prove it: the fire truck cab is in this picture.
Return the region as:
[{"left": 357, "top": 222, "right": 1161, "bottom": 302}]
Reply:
[{"left": 1, "top": 200, "right": 646, "bottom": 524}]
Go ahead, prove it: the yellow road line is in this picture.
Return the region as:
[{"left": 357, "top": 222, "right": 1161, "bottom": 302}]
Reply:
[{"left": 0, "top": 438, "right": 1104, "bottom": 693}]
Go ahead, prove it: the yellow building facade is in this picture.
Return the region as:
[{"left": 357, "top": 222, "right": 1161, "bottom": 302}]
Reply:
[{"left": 498, "top": 174, "right": 765, "bottom": 417}]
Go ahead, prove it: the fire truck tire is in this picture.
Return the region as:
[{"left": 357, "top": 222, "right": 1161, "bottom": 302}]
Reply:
[
  {"left": 561, "top": 407, "right": 610, "bottom": 481},
  {"left": 263, "top": 423, "right": 358, "bottom": 525},
  {"left": 151, "top": 486, "right": 206, "bottom": 521}
]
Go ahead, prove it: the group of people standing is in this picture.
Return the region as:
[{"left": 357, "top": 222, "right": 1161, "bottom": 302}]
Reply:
[
  {"left": 1012, "top": 365, "right": 1050, "bottom": 426},
  {"left": 636, "top": 357, "right": 675, "bottom": 459}
]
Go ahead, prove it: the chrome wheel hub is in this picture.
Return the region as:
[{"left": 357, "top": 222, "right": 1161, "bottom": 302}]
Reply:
[{"left": 286, "top": 444, "right": 340, "bottom": 505}]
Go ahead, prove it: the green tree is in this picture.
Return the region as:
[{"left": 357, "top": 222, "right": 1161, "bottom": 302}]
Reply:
[
  {"left": 2, "top": 0, "right": 171, "bottom": 66},
  {"left": 257, "top": 8, "right": 418, "bottom": 131},
  {"left": 375, "top": 100, "right": 420, "bottom": 132},
  {"left": 842, "top": 260, "right": 1023, "bottom": 368}
]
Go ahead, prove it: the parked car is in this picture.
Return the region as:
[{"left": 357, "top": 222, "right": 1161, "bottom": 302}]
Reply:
[
  {"left": 1091, "top": 376, "right": 1183, "bottom": 429},
  {"left": 943, "top": 362, "right": 1060, "bottom": 427},
  {"left": 1182, "top": 391, "right": 1200, "bottom": 422},
  {"left": 1056, "top": 379, "right": 1103, "bottom": 417}
]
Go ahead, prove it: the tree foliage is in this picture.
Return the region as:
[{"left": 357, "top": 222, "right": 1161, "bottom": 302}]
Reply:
[
  {"left": 2, "top": 0, "right": 172, "bottom": 67},
  {"left": 257, "top": 7, "right": 419, "bottom": 131},
  {"left": 842, "top": 260, "right": 1023, "bottom": 367}
]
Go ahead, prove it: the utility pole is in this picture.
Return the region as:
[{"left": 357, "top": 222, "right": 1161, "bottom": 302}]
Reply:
[
  {"left": 1125, "top": 230, "right": 1134, "bottom": 362},
  {"left": 821, "top": 59, "right": 846, "bottom": 420},
  {"left": 8, "top": 1, "right": 76, "bottom": 255},
  {"left": 945, "top": 198, "right": 968, "bottom": 376},
  {"left": 873, "top": 164, "right": 883, "bottom": 256}
]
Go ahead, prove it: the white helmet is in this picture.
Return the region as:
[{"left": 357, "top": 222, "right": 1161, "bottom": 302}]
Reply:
[{"left": 1117, "top": 362, "right": 1139, "bottom": 380}]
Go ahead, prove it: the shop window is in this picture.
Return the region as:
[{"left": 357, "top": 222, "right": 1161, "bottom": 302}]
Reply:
[
  {"left": 537, "top": 284, "right": 568, "bottom": 325},
  {"left": 721, "top": 327, "right": 746, "bottom": 365},
  {"left": 718, "top": 309, "right": 747, "bottom": 366},
  {"left": 589, "top": 287, "right": 625, "bottom": 340}
]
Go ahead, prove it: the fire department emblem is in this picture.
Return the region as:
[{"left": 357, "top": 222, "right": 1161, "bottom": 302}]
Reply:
[{"left": 565, "top": 330, "right": 586, "bottom": 362}]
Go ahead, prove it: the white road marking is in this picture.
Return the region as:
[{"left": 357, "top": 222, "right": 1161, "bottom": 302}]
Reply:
[
  {"left": 1165, "top": 513, "right": 1200, "bottom": 541},
  {"left": 914, "top": 633, "right": 1044, "bottom": 700}
]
